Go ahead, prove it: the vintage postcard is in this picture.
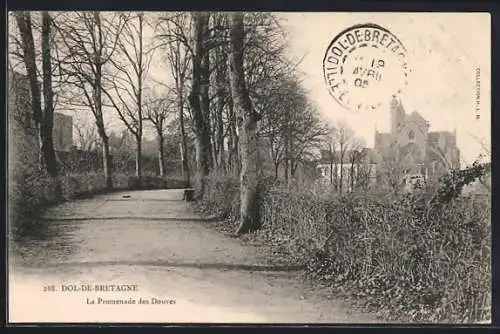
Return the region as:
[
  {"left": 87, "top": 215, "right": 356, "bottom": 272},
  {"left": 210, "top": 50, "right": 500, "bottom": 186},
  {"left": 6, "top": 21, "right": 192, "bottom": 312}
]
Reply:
[{"left": 7, "top": 12, "right": 491, "bottom": 324}]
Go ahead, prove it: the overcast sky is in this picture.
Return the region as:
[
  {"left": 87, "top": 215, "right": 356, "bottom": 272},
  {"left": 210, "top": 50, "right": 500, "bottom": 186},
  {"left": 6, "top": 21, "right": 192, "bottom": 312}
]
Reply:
[
  {"left": 279, "top": 12, "right": 491, "bottom": 165},
  {"left": 13, "top": 12, "right": 488, "bottom": 165},
  {"left": 145, "top": 12, "right": 490, "bottom": 165}
]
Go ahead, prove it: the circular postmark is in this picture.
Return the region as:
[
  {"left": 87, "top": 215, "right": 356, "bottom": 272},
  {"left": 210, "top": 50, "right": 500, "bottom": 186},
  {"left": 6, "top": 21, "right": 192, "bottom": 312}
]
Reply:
[{"left": 323, "top": 23, "right": 409, "bottom": 111}]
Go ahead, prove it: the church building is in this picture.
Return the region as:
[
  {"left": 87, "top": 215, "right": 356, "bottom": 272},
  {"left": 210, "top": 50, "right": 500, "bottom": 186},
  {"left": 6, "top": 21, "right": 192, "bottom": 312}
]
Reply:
[{"left": 374, "top": 96, "right": 460, "bottom": 181}]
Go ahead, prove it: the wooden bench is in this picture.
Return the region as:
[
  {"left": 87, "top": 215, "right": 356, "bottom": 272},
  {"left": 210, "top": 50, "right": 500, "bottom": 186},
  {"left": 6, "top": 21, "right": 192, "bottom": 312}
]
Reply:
[{"left": 183, "top": 188, "right": 195, "bottom": 202}]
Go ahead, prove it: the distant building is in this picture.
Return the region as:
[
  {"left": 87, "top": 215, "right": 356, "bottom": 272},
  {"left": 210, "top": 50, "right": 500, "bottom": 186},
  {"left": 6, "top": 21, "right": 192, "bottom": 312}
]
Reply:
[
  {"left": 316, "top": 96, "right": 461, "bottom": 189},
  {"left": 374, "top": 96, "right": 460, "bottom": 181},
  {"left": 53, "top": 112, "right": 73, "bottom": 152},
  {"left": 317, "top": 148, "right": 377, "bottom": 191},
  {"left": 8, "top": 69, "right": 73, "bottom": 156}
]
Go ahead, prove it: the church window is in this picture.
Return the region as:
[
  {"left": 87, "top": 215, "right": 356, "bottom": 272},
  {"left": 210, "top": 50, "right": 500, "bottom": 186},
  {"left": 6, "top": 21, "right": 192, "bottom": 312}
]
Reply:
[{"left": 408, "top": 130, "right": 415, "bottom": 140}]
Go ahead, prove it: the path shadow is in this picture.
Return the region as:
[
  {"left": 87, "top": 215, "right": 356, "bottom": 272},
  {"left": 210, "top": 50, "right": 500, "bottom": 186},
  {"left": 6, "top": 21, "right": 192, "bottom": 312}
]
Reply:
[
  {"left": 39, "top": 216, "right": 222, "bottom": 222},
  {"left": 28, "top": 260, "right": 306, "bottom": 273}
]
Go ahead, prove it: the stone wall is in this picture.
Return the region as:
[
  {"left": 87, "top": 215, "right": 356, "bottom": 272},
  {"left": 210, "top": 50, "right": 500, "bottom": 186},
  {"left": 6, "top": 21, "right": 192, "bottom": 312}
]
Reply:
[{"left": 8, "top": 69, "right": 39, "bottom": 177}]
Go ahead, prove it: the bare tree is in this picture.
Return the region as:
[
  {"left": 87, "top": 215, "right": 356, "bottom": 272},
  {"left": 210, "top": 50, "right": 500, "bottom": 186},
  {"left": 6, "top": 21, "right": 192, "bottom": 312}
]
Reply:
[
  {"left": 209, "top": 13, "right": 231, "bottom": 174},
  {"left": 103, "top": 12, "right": 154, "bottom": 185},
  {"left": 40, "top": 12, "right": 59, "bottom": 176},
  {"left": 155, "top": 12, "right": 192, "bottom": 184},
  {"left": 14, "top": 11, "right": 59, "bottom": 177},
  {"left": 108, "top": 129, "right": 134, "bottom": 173},
  {"left": 257, "top": 74, "right": 328, "bottom": 183},
  {"left": 243, "top": 14, "right": 292, "bottom": 180},
  {"left": 347, "top": 144, "right": 364, "bottom": 193},
  {"left": 322, "top": 128, "right": 338, "bottom": 187},
  {"left": 330, "top": 121, "right": 355, "bottom": 195},
  {"left": 356, "top": 156, "right": 374, "bottom": 191},
  {"left": 53, "top": 12, "right": 127, "bottom": 189},
  {"left": 144, "top": 91, "right": 174, "bottom": 176},
  {"left": 229, "top": 12, "right": 262, "bottom": 235},
  {"left": 188, "top": 12, "right": 212, "bottom": 196},
  {"left": 329, "top": 143, "right": 336, "bottom": 186},
  {"left": 288, "top": 104, "right": 329, "bottom": 178},
  {"left": 251, "top": 83, "right": 283, "bottom": 178},
  {"left": 73, "top": 114, "right": 100, "bottom": 152}
]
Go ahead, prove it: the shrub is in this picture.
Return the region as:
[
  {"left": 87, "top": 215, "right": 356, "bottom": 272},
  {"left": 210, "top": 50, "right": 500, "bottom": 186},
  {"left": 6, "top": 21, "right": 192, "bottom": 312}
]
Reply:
[
  {"left": 198, "top": 171, "right": 491, "bottom": 323},
  {"left": 199, "top": 174, "right": 240, "bottom": 219},
  {"left": 9, "top": 169, "right": 193, "bottom": 239},
  {"left": 9, "top": 170, "right": 132, "bottom": 238}
]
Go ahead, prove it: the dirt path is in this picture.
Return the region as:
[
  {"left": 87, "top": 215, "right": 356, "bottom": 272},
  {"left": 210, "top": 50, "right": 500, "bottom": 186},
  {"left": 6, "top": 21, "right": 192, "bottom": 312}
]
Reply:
[{"left": 9, "top": 189, "right": 380, "bottom": 323}]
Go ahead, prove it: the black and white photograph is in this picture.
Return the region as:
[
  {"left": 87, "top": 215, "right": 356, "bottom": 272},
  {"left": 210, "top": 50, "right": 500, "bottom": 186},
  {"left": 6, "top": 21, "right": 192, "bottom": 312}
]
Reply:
[{"left": 7, "top": 11, "right": 491, "bottom": 324}]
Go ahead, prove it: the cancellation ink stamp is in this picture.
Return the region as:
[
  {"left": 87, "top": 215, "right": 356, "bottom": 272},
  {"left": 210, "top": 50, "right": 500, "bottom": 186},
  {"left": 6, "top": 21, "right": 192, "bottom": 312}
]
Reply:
[{"left": 323, "top": 23, "right": 410, "bottom": 111}]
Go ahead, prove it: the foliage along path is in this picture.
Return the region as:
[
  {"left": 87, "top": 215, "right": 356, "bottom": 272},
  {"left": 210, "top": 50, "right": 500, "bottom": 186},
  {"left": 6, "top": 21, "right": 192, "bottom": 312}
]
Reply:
[{"left": 9, "top": 189, "right": 381, "bottom": 323}]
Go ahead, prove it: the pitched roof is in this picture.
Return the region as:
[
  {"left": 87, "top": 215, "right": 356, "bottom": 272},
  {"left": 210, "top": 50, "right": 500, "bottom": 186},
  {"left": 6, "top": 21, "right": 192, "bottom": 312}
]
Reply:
[{"left": 406, "top": 111, "right": 429, "bottom": 125}]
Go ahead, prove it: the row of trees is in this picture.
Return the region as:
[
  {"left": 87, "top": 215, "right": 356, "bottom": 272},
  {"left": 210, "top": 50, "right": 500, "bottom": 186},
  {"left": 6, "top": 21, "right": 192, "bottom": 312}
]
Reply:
[
  {"left": 9, "top": 11, "right": 334, "bottom": 234},
  {"left": 320, "top": 121, "right": 372, "bottom": 195},
  {"left": 10, "top": 11, "right": 481, "bottom": 233}
]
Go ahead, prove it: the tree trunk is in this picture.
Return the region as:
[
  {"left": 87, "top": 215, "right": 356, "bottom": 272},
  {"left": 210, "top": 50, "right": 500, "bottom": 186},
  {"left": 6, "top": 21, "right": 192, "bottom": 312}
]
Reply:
[
  {"left": 178, "top": 90, "right": 190, "bottom": 186},
  {"left": 228, "top": 95, "right": 240, "bottom": 175},
  {"left": 214, "top": 43, "right": 226, "bottom": 174},
  {"left": 101, "top": 134, "right": 113, "bottom": 190},
  {"left": 211, "top": 127, "right": 218, "bottom": 170},
  {"left": 136, "top": 106, "right": 143, "bottom": 183},
  {"left": 15, "top": 12, "right": 45, "bottom": 171},
  {"left": 158, "top": 134, "right": 165, "bottom": 177},
  {"left": 189, "top": 13, "right": 210, "bottom": 196},
  {"left": 339, "top": 149, "right": 344, "bottom": 195},
  {"left": 229, "top": 13, "right": 261, "bottom": 235},
  {"left": 40, "top": 11, "right": 59, "bottom": 177},
  {"left": 94, "top": 66, "right": 113, "bottom": 190},
  {"left": 201, "top": 50, "right": 214, "bottom": 170},
  {"left": 135, "top": 136, "right": 142, "bottom": 181},
  {"left": 15, "top": 13, "right": 42, "bottom": 123}
]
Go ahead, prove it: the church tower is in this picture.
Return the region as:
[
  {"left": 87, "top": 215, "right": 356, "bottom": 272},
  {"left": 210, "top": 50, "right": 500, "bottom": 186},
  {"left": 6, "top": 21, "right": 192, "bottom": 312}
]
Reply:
[{"left": 390, "top": 95, "right": 406, "bottom": 134}]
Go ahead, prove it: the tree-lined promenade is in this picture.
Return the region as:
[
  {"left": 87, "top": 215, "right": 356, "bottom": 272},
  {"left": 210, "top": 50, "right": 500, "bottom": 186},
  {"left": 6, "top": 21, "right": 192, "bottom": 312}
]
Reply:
[
  {"left": 9, "top": 12, "right": 342, "bottom": 234},
  {"left": 8, "top": 11, "right": 491, "bottom": 323}
]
